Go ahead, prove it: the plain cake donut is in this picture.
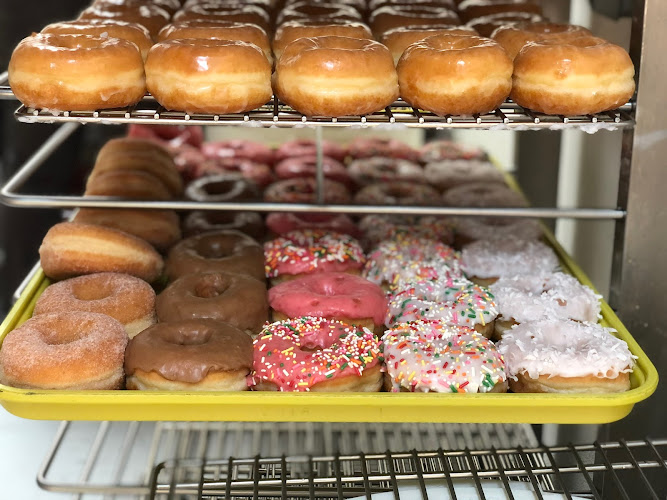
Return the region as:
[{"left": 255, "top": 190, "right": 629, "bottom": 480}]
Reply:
[
  {"left": 273, "top": 35, "right": 399, "bottom": 117},
  {"left": 9, "top": 33, "right": 145, "bottom": 111},
  {"left": 33, "top": 272, "right": 156, "bottom": 338}
]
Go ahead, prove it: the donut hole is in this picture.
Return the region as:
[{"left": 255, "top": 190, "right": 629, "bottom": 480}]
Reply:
[
  {"left": 194, "top": 275, "right": 230, "bottom": 298},
  {"left": 71, "top": 281, "right": 114, "bottom": 301},
  {"left": 202, "top": 180, "right": 238, "bottom": 196}
]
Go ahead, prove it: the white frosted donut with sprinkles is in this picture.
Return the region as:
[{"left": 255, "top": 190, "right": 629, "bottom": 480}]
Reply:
[
  {"left": 249, "top": 317, "right": 382, "bottom": 392},
  {"left": 461, "top": 239, "right": 559, "bottom": 286},
  {"left": 385, "top": 277, "right": 498, "bottom": 337},
  {"left": 381, "top": 320, "right": 507, "bottom": 393},
  {"left": 498, "top": 319, "right": 635, "bottom": 393}
]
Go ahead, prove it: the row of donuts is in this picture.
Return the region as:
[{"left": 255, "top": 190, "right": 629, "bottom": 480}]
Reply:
[{"left": 9, "top": 0, "right": 635, "bottom": 116}]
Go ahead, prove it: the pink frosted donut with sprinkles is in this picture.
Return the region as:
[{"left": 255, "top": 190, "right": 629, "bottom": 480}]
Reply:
[
  {"left": 363, "top": 237, "right": 462, "bottom": 290},
  {"left": 385, "top": 277, "right": 498, "bottom": 338},
  {"left": 381, "top": 320, "right": 507, "bottom": 393},
  {"left": 359, "top": 215, "right": 454, "bottom": 251},
  {"left": 250, "top": 317, "right": 383, "bottom": 392},
  {"left": 264, "top": 230, "right": 366, "bottom": 284}
]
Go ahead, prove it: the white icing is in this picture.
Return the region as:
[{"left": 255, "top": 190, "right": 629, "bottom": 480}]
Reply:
[
  {"left": 490, "top": 272, "right": 601, "bottom": 323},
  {"left": 497, "top": 319, "right": 635, "bottom": 380},
  {"left": 461, "top": 239, "right": 559, "bottom": 279}
]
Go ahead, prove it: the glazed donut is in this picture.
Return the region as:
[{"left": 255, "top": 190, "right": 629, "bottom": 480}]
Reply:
[
  {"left": 348, "top": 157, "right": 424, "bottom": 186},
  {"left": 264, "top": 230, "right": 366, "bottom": 284},
  {"left": 398, "top": 34, "right": 513, "bottom": 116},
  {"left": 370, "top": 0, "right": 456, "bottom": 10},
  {"left": 266, "top": 213, "right": 360, "bottom": 238},
  {"left": 359, "top": 215, "right": 454, "bottom": 250},
  {"left": 452, "top": 216, "right": 542, "bottom": 248},
  {"left": 354, "top": 182, "right": 439, "bottom": 206},
  {"left": 146, "top": 39, "right": 272, "bottom": 114},
  {"left": 511, "top": 36, "right": 635, "bottom": 115},
  {"left": 385, "top": 277, "right": 498, "bottom": 337},
  {"left": 274, "top": 156, "right": 353, "bottom": 188},
  {"left": 9, "top": 34, "right": 145, "bottom": 111},
  {"left": 264, "top": 178, "right": 351, "bottom": 204},
  {"left": 274, "top": 139, "right": 347, "bottom": 163},
  {"left": 173, "top": 5, "right": 271, "bottom": 31},
  {"left": 93, "top": 0, "right": 181, "bottom": 16},
  {"left": 382, "top": 320, "right": 507, "bottom": 392},
  {"left": 348, "top": 137, "right": 419, "bottom": 162},
  {"left": 185, "top": 174, "right": 260, "bottom": 203},
  {"left": 158, "top": 20, "right": 272, "bottom": 62},
  {"left": 283, "top": 0, "right": 366, "bottom": 12},
  {"left": 461, "top": 239, "right": 559, "bottom": 286},
  {"left": 34, "top": 272, "right": 156, "bottom": 338},
  {"left": 250, "top": 317, "right": 382, "bottom": 392},
  {"left": 125, "top": 319, "right": 253, "bottom": 391},
  {"left": 369, "top": 6, "right": 460, "bottom": 37},
  {"left": 424, "top": 160, "right": 505, "bottom": 191},
  {"left": 492, "top": 21, "right": 592, "bottom": 60},
  {"left": 442, "top": 182, "right": 527, "bottom": 207},
  {"left": 78, "top": 4, "right": 171, "bottom": 37},
  {"left": 419, "top": 140, "right": 488, "bottom": 163},
  {"left": 497, "top": 319, "right": 634, "bottom": 393},
  {"left": 85, "top": 170, "right": 173, "bottom": 200},
  {"left": 183, "top": 211, "right": 265, "bottom": 240},
  {"left": 273, "top": 36, "right": 398, "bottom": 117},
  {"left": 156, "top": 271, "right": 268, "bottom": 335},
  {"left": 183, "top": 0, "right": 273, "bottom": 10},
  {"left": 166, "top": 230, "right": 264, "bottom": 281},
  {"left": 206, "top": 158, "right": 274, "bottom": 188},
  {"left": 363, "top": 237, "right": 462, "bottom": 289},
  {"left": 41, "top": 20, "right": 153, "bottom": 60},
  {"left": 269, "top": 272, "right": 387, "bottom": 332},
  {"left": 277, "top": 3, "right": 362, "bottom": 24},
  {"left": 457, "top": 0, "right": 542, "bottom": 23},
  {"left": 40, "top": 222, "right": 164, "bottom": 282},
  {"left": 74, "top": 208, "right": 181, "bottom": 251},
  {"left": 272, "top": 21, "right": 373, "bottom": 60},
  {"left": 381, "top": 25, "right": 477, "bottom": 65},
  {"left": 202, "top": 140, "right": 274, "bottom": 166},
  {"left": 490, "top": 272, "right": 601, "bottom": 339},
  {"left": 0, "top": 312, "right": 127, "bottom": 390},
  {"left": 466, "top": 12, "right": 543, "bottom": 37}
]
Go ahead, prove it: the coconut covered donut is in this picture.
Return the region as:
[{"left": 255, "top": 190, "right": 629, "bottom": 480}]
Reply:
[
  {"left": 497, "top": 319, "right": 635, "bottom": 393},
  {"left": 382, "top": 320, "right": 507, "bottom": 393}
]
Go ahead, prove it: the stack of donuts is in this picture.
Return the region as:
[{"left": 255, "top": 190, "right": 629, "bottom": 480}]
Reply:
[{"left": 8, "top": 0, "right": 635, "bottom": 117}]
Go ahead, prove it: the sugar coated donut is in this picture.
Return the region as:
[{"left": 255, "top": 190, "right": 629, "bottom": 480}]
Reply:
[
  {"left": 354, "top": 181, "right": 439, "bottom": 206},
  {"left": 424, "top": 160, "right": 504, "bottom": 191},
  {"left": 419, "top": 140, "right": 488, "bottom": 163},
  {"left": 452, "top": 216, "right": 542, "bottom": 248},
  {"left": 165, "top": 230, "right": 264, "bottom": 282},
  {"left": 272, "top": 21, "right": 373, "bottom": 60},
  {"left": 359, "top": 215, "right": 454, "bottom": 250},
  {"left": 385, "top": 277, "right": 498, "bottom": 337},
  {"left": 34, "top": 272, "right": 156, "bottom": 338},
  {"left": 381, "top": 25, "right": 477, "bottom": 65},
  {"left": 125, "top": 319, "right": 253, "bottom": 391},
  {"left": 442, "top": 182, "right": 527, "bottom": 207},
  {"left": 498, "top": 319, "right": 635, "bottom": 393},
  {"left": 266, "top": 213, "right": 360, "bottom": 238},
  {"left": 9, "top": 33, "right": 145, "bottom": 111},
  {"left": 40, "top": 222, "right": 164, "bottom": 282},
  {"left": 250, "top": 317, "right": 382, "bottom": 391},
  {"left": 269, "top": 272, "right": 387, "bottom": 331},
  {"left": 185, "top": 174, "right": 260, "bottom": 203},
  {"left": 41, "top": 20, "right": 153, "bottom": 60},
  {"left": 183, "top": 211, "right": 265, "bottom": 240},
  {"left": 457, "top": 0, "right": 542, "bottom": 23},
  {"left": 492, "top": 22, "right": 591, "bottom": 60},
  {"left": 146, "top": 39, "right": 272, "bottom": 114},
  {"left": 264, "top": 230, "right": 366, "bottom": 283},
  {"left": 264, "top": 178, "right": 351, "bottom": 204},
  {"left": 274, "top": 139, "right": 348, "bottom": 163},
  {"left": 273, "top": 36, "right": 398, "bottom": 117},
  {"left": 348, "top": 157, "right": 424, "bottom": 186},
  {"left": 274, "top": 156, "right": 353, "bottom": 188},
  {"left": 382, "top": 320, "right": 507, "bottom": 392},
  {"left": 348, "top": 137, "right": 419, "bottom": 162},
  {"left": 0, "top": 312, "right": 127, "bottom": 390},
  {"left": 511, "top": 36, "right": 635, "bottom": 115},
  {"left": 461, "top": 239, "right": 559, "bottom": 286},
  {"left": 156, "top": 271, "right": 268, "bottom": 335},
  {"left": 398, "top": 33, "right": 512, "bottom": 116}
]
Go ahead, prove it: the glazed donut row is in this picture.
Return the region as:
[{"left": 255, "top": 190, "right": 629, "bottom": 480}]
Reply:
[{"left": 8, "top": 0, "right": 635, "bottom": 116}]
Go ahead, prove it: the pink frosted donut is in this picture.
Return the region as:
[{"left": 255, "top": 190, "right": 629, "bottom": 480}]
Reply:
[
  {"left": 348, "top": 137, "right": 419, "bottom": 162},
  {"left": 264, "top": 230, "right": 366, "bottom": 283},
  {"left": 274, "top": 155, "right": 353, "bottom": 189},
  {"left": 266, "top": 212, "right": 360, "bottom": 238},
  {"left": 269, "top": 272, "right": 387, "bottom": 331},
  {"left": 274, "top": 139, "right": 348, "bottom": 163},
  {"left": 250, "top": 317, "right": 382, "bottom": 391},
  {"left": 202, "top": 140, "right": 274, "bottom": 165},
  {"left": 419, "top": 140, "right": 488, "bottom": 163},
  {"left": 359, "top": 214, "right": 454, "bottom": 250},
  {"left": 171, "top": 145, "right": 213, "bottom": 182},
  {"left": 127, "top": 124, "right": 204, "bottom": 149},
  {"left": 264, "top": 178, "right": 351, "bottom": 204},
  {"left": 194, "top": 157, "right": 275, "bottom": 188},
  {"left": 348, "top": 157, "right": 424, "bottom": 186}
]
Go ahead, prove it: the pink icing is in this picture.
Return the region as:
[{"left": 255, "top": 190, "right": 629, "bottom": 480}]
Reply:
[
  {"left": 266, "top": 213, "right": 360, "bottom": 237},
  {"left": 269, "top": 272, "right": 388, "bottom": 325}
]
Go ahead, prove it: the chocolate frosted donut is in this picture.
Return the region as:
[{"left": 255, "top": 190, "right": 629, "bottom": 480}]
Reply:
[
  {"left": 442, "top": 182, "right": 527, "bottom": 208},
  {"left": 156, "top": 272, "right": 268, "bottom": 335},
  {"left": 165, "top": 230, "right": 264, "bottom": 281},
  {"left": 125, "top": 319, "right": 253, "bottom": 391},
  {"left": 185, "top": 173, "right": 260, "bottom": 203},
  {"left": 354, "top": 181, "right": 440, "bottom": 206},
  {"left": 183, "top": 211, "right": 265, "bottom": 240}
]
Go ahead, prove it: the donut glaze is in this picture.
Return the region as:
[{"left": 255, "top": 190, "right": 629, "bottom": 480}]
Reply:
[
  {"left": 381, "top": 25, "right": 477, "bottom": 65},
  {"left": 442, "top": 182, "right": 527, "bottom": 208},
  {"left": 34, "top": 272, "right": 156, "bottom": 338},
  {"left": 348, "top": 157, "right": 424, "bottom": 186},
  {"left": 359, "top": 215, "right": 454, "bottom": 250},
  {"left": 424, "top": 160, "right": 504, "bottom": 191},
  {"left": 208, "top": 158, "right": 275, "bottom": 188},
  {"left": 274, "top": 139, "right": 348, "bottom": 163},
  {"left": 185, "top": 174, "right": 260, "bottom": 203},
  {"left": 419, "top": 140, "right": 488, "bottom": 163},
  {"left": 272, "top": 21, "right": 373, "bottom": 60},
  {"left": 354, "top": 182, "right": 439, "bottom": 206},
  {"left": 492, "top": 21, "right": 591, "bottom": 60},
  {"left": 348, "top": 137, "right": 419, "bottom": 162},
  {"left": 274, "top": 156, "right": 353, "bottom": 188},
  {"left": 264, "top": 178, "right": 351, "bottom": 204},
  {"left": 202, "top": 140, "right": 274, "bottom": 166}
]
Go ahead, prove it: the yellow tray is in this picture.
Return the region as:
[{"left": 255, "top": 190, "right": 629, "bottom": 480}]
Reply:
[{"left": 0, "top": 231, "right": 657, "bottom": 423}]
